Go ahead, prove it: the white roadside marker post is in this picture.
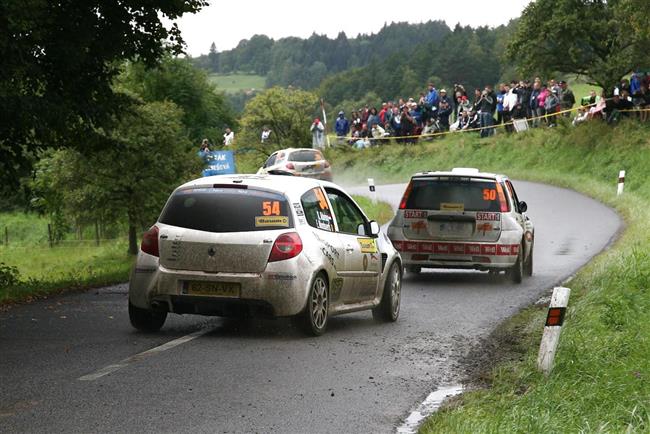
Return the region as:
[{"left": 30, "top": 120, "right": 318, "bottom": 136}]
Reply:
[
  {"left": 368, "top": 178, "right": 377, "bottom": 204},
  {"left": 537, "top": 286, "right": 571, "bottom": 376},
  {"left": 617, "top": 170, "right": 625, "bottom": 196}
]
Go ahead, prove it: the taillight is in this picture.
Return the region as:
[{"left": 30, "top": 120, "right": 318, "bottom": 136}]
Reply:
[
  {"left": 399, "top": 181, "right": 413, "bottom": 209},
  {"left": 324, "top": 161, "right": 330, "bottom": 168},
  {"left": 141, "top": 225, "right": 159, "bottom": 257},
  {"left": 268, "top": 232, "right": 303, "bottom": 262},
  {"left": 496, "top": 183, "right": 510, "bottom": 212},
  {"left": 286, "top": 163, "right": 295, "bottom": 170}
]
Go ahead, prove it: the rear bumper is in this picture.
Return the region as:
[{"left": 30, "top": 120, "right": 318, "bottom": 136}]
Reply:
[
  {"left": 391, "top": 236, "right": 521, "bottom": 270},
  {"left": 129, "top": 252, "right": 313, "bottom": 317}
]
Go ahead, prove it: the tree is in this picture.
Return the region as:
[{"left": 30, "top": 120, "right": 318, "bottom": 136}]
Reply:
[
  {"left": 208, "top": 42, "right": 220, "bottom": 72},
  {"left": 507, "top": 0, "right": 650, "bottom": 93},
  {"left": 0, "top": 0, "right": 207, "bottom": 186},
  {"left": 31, "top": 101, "right": 202, "bottom": 254},
  {"left": 238, "top": 87, "right": 319, "bottom": 154},
  {"left": 117, "top": 57, "right": 236, "bottom": 145}
]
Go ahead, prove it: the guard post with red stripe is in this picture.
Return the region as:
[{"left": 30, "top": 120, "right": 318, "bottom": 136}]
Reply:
[
  {"left": 617, "top": 170, "right": 625, "bottom": 196},
  {"left": 537, "top": 286, "right": 571, "bottom": 375}
]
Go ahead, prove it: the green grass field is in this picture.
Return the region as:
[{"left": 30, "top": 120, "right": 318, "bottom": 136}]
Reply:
[
  {"left": 325, "top": 120, "right": 650, "bottom": 432},
  {"left": 208, "top": 73, "right": 266, "bottom": 94}
]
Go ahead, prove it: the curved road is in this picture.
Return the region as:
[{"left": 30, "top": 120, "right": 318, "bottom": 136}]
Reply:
[{"left": 0, "top": 181, "right": 620, "bottom": 433}]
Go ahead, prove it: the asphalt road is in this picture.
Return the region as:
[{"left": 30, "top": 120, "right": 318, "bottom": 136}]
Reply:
[{"left": 0, "top": 181, "right": 620, "bottom": 433}]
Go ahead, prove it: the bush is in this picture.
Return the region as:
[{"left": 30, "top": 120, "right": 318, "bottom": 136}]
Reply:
[{"left": 0, "top": 262, "right": 21, "bottom": 288}]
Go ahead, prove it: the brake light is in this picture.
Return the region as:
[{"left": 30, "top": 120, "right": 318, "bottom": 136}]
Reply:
[
  {"left": 496, "top": 182, "right": 510, "bottom": 212},
  {"left": 268, "top": 232, "right": 303, "bottom": 262},
  {"left": 399, "top": 181, "right": 414, "bottom": 209},
  {"left": 141, "top": 225, "right": 159, "bottom": 257},
  {"left": 286, "top": 163, "right": 295, "bottom": 170}
]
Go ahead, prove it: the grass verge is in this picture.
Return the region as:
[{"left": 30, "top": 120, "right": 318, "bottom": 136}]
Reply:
[
  {"left": 351, "top": 195, "right": 394, "bottom": 225},
  {"left": 326, "top": 120, "right": 650, "bottom": 432},
  {"left": 207, "top": 73, "right": 266, "bottom": 93}
]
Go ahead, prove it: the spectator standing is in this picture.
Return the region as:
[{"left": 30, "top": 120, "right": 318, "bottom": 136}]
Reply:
[
  {"left": 351, "top": 111, "right": 362, "bottom": 133},
  {"left": 366, "top": 107, "right": 380, "bottom": 132},
  {"left": 426, "top": 83, "right": 439, "bottom": 109},
  {"left": 536, "top": 85, "right": 549, "bottom": 125},
  {"left": 496, "top": 83, "right": 506, "bottom": 126},
  {"left": 334, "top": 111, "right": 350, "bottom": 145},
  {"left": 437, "top": 89, "right": 453, "bottom": 131},
  {"left": 559, "top": 81, "right": 575, "bottom": 116},
  {"left": 529, "top": 82, "right": 541, "bottom": 127},
  {"left": 310, "top": 118, "right": 325, "bottom": 149},
  {"left": 390, "top": 106, "right": 402, "bottom": 138},
  {"left": 477, "top": 89, "right": 494, "bottom": 137},
  {"left": 378, "top": 103, "right": 388, "bottom": 126},
  {"left": 503, "top": 83, "right": 517, "bottom": 132},
  {"left": 261, "top": 126, "right": 271, "bottom": 143},
  {"left": 545, "top": 88, "right": 561, "bottom": 127},
  {"left": 223, "top": 127, "right": 234, "bottom": 146}
]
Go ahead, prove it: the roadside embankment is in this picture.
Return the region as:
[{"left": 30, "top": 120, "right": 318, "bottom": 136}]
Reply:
[{"left": 326, "top": 120, "right": 650, "bottom": 432}]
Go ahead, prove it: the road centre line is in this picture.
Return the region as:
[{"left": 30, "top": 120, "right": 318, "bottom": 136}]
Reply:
[{"left": 78, "top": 327, "right": 214, "bottom": 381}]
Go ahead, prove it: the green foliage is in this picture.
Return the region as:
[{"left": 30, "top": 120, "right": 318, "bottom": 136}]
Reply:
[
  {"left": 327, "top": 121, "right": 650, "bottom": 432},
  {"left": 507, "top": 0, "right": 650, "bottom": 92},
  {"left": 207, "top": 74, "right": 266, "bottom": 94},
  {"left": 351, "top": 196, "right": 393, "bottom": 225},
  {"left": 193, "top": 21, "right": 451, "bottom": 89},
  {"left": 237, "top": 87, "right": 320, "bottom": 155},
  {"left": 0, "top": 262, "right": 21, "bottom": 288},
  {"left": 31, "top": 100, "right": 202, "bottom": 254},
  {"left": 118, "top": 57, "right": 236, "bottom": 145},
  {"left": 0, "top": 0, "right": 207, "bottom": 187}
]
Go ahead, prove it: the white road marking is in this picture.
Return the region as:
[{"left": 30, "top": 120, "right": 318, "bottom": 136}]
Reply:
[
  {"left": 78, "top": 327, "right": 214, "bottom": 381},
  {"left": 396, "top": 384, "right": 463, "bottom": 434}
]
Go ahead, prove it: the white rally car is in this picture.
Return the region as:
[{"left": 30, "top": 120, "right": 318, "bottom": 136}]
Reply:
[
  {"left": 387, "top": 168, "right": 534, "bottom": 283},
  {"left": 129, "top": 175, "right": 402, "bottom": 336}
]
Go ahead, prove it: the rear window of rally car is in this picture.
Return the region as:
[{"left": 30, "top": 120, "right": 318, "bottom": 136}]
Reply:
[
  {"left": 288, "top": 150, "right": 323, "bottom": 162},
  {"left": 159, "top": 187, "right": 293, "bottom": 232},
  {"left": 404, "top": 177, "right": 505, "bottom": 212}
]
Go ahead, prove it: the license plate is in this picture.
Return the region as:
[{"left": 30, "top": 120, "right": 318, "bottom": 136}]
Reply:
[
  {"left": 185, "top": 281, "right": 240, "bottom": 297},
  {"left": 439, "top": 222, "right": 472, "bottom": 236}
]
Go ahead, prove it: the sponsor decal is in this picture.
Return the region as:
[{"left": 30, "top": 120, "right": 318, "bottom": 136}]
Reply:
[
  {"left": 255, "top": 216, "right": 289, "bottom": 227},
  {"left": 265, "top": 273, "right": 297, "bottom": 281},
  {"left": 390, "top": 241, "right": 521, "bottom": 256},
  {"left": 392, "top": 240, "right": 404, "bottom": 251},
  {"left": 451, "top": 244, "right": 465, "bottom": 254},
  {"left": 357, "top": 238, "right": 378, "bottom": 253},
  {"left": 418, "top": 242, "right": 434, "bottom": 253},
  {"left": 465, "top": 244, "right": 481, "bottom": 255},
  {"left": 440, "top": 203, "right": 464, "bottom": 212},
  {"left": 476, "top": 212, "right": 500, "bottom": 221},
  {"left": 363, "top": 254, "right": 369, "bottom": 271},
  {"left": 404, "top": 210, "right": 427, "bottom": 219},
  {"left": 410, "top": 220, "right": 427, "bottom": 233},
  {"left": 481, "top": 244, "right": 498, "bottom": 255},
  {"left": 404, "top": 241, "right": 419, "bottom": 252},
  {"left": 497, "top": 245, "right": 512, "bottom": 256},
  {"left": 292, "top": 202, "right": 305, "bottom": 216},
  {"left": 434, "top": 243, "right": 450, "bottom": 254},
  {"left": 476, "top": 222, "right": 493, "bottom": 235}
]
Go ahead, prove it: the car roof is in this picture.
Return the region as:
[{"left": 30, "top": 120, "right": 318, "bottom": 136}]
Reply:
[
  {"left": 176, "top": 174, "right": 340, "bottom": 198},
  {"left": 410, "top": 167, "right": 506, "bottom": 180},
  {"left": 273, "top": 148, "right": 323, "bottom": 154}
]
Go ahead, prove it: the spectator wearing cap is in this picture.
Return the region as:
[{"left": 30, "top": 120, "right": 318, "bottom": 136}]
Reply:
[
  {"left": 334, "top": 111, "right": 350, "bottom": 145},
  {"left": 559, "top": 81, "right": 575, "bottom": 116},
  {"left": 437, "top": 89, "right": 453, "bottom": 131}
]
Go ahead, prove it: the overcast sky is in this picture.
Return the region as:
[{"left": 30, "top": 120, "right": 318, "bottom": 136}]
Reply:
[{"left": 175, "top": 0, "right": 533, "bottom": 57}]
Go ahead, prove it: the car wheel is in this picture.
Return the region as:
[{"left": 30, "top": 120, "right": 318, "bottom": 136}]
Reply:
[
  {"left": 508, "top": 244, "right": 524, "bottom": 284},
  {"left": 129, "top": 301, "right": 167, "bottom": 332},
  {"left": 299, "top": 273, "right": 329, "bottom": 336},
  {"left": 372, "top": 262, "right": 402, "bottom": 322},
  {"left": 405, "top": 265, "right": 421, "bottom": 275},
  {"left": 525, "top": 243, "right": 534, "bottom": 277}
]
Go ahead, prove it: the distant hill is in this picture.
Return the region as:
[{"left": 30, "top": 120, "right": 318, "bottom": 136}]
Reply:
[{"left": 192, "top": 20, "right": 451, "bottom": 89}]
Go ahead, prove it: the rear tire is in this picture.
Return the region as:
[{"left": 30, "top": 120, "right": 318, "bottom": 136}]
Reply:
[
  {"left": 298, "top": 273, "right": 329, "bottom": 336},
  {"left": 372, "top": 262, "right": 402, "bottom": 322},
  {"left": 525, "top": 243, "right": 534, "bottom": 277},
  {"left": 508, "top": 245, "right": 524, "bottom": 284},
  {"left": 129, "top": 301, "right": 167, "bottom": 332}
]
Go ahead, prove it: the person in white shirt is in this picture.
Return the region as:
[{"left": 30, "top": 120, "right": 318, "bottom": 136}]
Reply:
[
  {"left": 261, "top": 126, "right": 271, "bottom": 143},
  {"left": 223, "top": 127, "right": 234, "bottom": 146}
]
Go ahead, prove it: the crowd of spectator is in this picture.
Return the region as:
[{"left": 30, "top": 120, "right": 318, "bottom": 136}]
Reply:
[{"left": 333, "top": 72, "right": 650, "bottom": 148}]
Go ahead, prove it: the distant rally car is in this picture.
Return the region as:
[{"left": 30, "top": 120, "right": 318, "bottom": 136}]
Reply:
[
  {"left": 257, "top": 148, "right": 333, "bottom": 181},
  {"left": 387, "top": 168, "right": 534, "bottom": 283},
  {"left": 129, "top": 174, "right": 401, "bottom": 336}
]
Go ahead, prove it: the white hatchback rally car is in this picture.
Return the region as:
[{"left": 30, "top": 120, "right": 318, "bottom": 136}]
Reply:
[
  {"left": 129, "top": 175, "right": 402, "bottom": 335},
  {"left": 387, "top": 168, "right": 534, "bottom": 282}
]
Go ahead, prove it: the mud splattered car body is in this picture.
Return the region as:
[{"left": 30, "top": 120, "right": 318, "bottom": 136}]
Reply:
[{"left": 129, "top": 175, "right": 402, "bottom": 335}]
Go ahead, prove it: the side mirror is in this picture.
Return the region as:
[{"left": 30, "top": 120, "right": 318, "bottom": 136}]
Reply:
[
  {"left": 369, "top": 220, "right": 380, "bottom": 237},
  {"left": 519, "top": 201, "right": 528, "bottom": 213}
]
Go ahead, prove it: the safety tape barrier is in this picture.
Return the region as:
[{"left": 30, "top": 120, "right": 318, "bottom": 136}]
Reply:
[{"left": 329, "top": 101, "right": 649, "bottom": 142}]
